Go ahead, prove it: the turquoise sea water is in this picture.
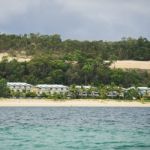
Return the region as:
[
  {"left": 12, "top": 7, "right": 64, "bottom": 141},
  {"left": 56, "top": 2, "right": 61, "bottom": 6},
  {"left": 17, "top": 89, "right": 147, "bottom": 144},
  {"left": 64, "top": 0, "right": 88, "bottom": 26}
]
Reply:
[{"left": 0, "top": 107, "right": 150, "bottom": 150}]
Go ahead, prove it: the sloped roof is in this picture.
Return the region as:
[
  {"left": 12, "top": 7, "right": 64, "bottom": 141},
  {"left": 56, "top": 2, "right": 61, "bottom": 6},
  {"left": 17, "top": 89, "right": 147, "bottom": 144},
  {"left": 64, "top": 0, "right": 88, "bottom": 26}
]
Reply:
[
  {"left": 36, "top": 84, "right": 68, "bottom": 88},
  {"left": 7, "top": 82, "right": 32, "bottom": 86}
]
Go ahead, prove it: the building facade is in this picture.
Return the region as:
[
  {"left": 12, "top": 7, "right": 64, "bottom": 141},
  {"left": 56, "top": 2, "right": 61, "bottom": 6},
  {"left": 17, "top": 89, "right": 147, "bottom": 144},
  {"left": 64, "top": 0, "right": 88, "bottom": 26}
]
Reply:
[
  {"left": 75, "top": 85, "right": 99, "bottom": 97},
  {"left": 137, "top": 87, "right": 150, "bottom": 96},
  {"left": 7, "top": 82, "right": 32, "bottom": 93},
  {"left": 35, "top": 84, "right": 69, "bottom": 95}
]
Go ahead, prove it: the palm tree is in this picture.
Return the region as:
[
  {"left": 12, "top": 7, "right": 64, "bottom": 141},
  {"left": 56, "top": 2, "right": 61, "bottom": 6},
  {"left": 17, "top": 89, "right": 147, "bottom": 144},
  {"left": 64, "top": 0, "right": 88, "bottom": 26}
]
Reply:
[{"left": 69, "top": 85, "right": 79, "bottom": 99}]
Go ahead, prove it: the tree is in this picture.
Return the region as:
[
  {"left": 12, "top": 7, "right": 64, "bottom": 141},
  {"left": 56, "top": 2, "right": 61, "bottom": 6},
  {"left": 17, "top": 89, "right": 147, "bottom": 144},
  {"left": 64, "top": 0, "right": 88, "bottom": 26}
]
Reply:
[
  {"left": 124, "top": 88, "right": 140, "bottom": 100},
  {"left": 0, "top": 79, "right": 10, "bottom": 97},
  {"left": 82, "top": 59, "right": 93, "bottom": 84},
  {"left": 25, "top": 91, "right": 37, "bottom": 98},
  {"left": 69, "top": 85, "right": 79, "bottom": 99},
  {"left": 98, "top": 85, "right": 108, "bottom": 99}
]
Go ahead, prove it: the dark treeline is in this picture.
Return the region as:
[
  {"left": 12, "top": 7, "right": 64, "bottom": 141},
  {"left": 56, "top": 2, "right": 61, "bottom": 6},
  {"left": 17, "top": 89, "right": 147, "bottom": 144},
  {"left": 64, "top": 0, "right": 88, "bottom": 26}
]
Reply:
[
  {"left": 0, "top": 33, "right": 150, "bottom": 87},
  {"left": 0, "top": 53, "right": 150, "bottom": 87},
  {"left": 0, "top": 33, "right": 150, "bottom": 60}
]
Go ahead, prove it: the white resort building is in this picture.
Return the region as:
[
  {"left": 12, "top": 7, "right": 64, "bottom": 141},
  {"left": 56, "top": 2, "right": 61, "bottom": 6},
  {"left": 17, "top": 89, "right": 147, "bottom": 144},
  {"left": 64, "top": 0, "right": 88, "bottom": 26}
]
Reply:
[
  {"left": 75, "top": 85, "right": 99, "bottom": 97},
  {"left": 7, "top": 82, "right": 32, "bottom": 93},
  {"left": 137, "top": 87, "right": 150, "bottom": 96},
  {"left": 35, "top": 84, "right": 69, "bottom": 95}
]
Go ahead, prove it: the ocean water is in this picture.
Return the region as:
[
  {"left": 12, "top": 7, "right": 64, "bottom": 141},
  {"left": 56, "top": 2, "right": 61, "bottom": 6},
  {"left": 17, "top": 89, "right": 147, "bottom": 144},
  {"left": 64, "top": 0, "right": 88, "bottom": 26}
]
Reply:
[{"left": 0, "top": 107, "right": 149, "bottom": 150}]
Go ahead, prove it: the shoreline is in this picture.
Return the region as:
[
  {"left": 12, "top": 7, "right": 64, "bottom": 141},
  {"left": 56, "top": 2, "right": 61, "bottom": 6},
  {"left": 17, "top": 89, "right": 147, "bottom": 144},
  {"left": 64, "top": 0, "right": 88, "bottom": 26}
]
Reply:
[{"left": 0, "top": 99, "right": 150, "bottom": 107}]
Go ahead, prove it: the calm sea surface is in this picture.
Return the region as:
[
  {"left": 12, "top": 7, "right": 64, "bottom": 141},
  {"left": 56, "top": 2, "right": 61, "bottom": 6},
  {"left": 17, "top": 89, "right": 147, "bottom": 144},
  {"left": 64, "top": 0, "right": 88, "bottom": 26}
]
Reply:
[{"left": 0, "top": 107, "right": 149, "bottom": 150}]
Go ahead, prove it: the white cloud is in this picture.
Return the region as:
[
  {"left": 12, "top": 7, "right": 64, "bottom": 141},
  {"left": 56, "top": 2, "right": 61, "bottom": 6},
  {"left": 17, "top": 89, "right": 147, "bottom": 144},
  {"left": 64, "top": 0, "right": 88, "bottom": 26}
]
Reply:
[
  {"left": 56, "top": 0, "right": 150, "bottom": 40},
  {"left": 0, "top": 0, "right": 150, "bottom": 40},
  {"left": 55, "top": 0, "right": 150, "bottom": 23},
  {"left": 0, "top": 0, "right": 42, "bottom": 24}
]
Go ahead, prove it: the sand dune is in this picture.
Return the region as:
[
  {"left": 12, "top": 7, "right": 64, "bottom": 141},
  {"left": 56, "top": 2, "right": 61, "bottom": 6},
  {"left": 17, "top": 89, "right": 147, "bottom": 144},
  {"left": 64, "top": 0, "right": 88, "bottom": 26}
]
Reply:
[
  {"left": 110, "top": 60, "right": 150, "bottom": 70},
  {"left": 0, "top": 52, "right": 31, "bottom": 62}
]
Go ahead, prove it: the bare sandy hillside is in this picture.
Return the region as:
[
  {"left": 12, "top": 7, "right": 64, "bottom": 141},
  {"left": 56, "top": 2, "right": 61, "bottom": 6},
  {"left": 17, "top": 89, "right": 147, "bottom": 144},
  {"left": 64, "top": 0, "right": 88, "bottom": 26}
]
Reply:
[
  {"left": 0, "top": 53, "right": 31, "bottom": 62},
  {"left": 110, "top": 60, "right": 150, "bottom": 70}
]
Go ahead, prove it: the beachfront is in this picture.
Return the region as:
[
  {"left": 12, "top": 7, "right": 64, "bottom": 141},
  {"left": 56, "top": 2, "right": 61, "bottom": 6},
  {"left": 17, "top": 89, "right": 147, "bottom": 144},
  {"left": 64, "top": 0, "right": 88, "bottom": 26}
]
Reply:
[{"left": 0, "top": 99, "right": 150, "bottom": 107}]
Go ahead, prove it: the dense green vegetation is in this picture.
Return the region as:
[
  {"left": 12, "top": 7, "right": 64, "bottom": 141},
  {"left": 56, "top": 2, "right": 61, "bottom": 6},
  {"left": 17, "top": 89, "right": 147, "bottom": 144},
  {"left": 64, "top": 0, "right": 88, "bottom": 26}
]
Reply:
[
  {"left": 0, "top": 33, "right": 150, "bottom": 60},
  {"left": 0, "top": 55, "right": 150, "bottom": 86},
  {"left": 0, "top": 33, "right": 150, "bottom": 87},
  {"left": 0, "top": 79, "right": 10, "bottom": 97}
]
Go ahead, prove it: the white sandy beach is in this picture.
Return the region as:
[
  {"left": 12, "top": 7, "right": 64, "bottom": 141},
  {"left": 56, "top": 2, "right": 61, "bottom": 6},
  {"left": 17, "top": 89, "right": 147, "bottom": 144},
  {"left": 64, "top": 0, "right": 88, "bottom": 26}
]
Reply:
[{"left": 0, "top": 99, "right": 150, "bottom": 107}]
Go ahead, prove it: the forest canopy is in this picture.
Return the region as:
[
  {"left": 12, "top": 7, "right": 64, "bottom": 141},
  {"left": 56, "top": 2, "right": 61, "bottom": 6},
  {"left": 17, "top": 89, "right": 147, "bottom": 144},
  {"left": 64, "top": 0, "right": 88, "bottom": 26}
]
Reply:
[
  {"left": 0, "top": 33, "right": 150, "bottom": 60},
  {"left": 0, "top": 33, "right": 150, "bottom": 87}
]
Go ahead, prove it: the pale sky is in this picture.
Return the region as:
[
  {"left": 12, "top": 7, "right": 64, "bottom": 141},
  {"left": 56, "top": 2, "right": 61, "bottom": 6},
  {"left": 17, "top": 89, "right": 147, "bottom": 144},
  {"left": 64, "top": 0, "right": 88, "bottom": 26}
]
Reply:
[{"left": 0, "top": 0, "right": 150, "bottom": 40}]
